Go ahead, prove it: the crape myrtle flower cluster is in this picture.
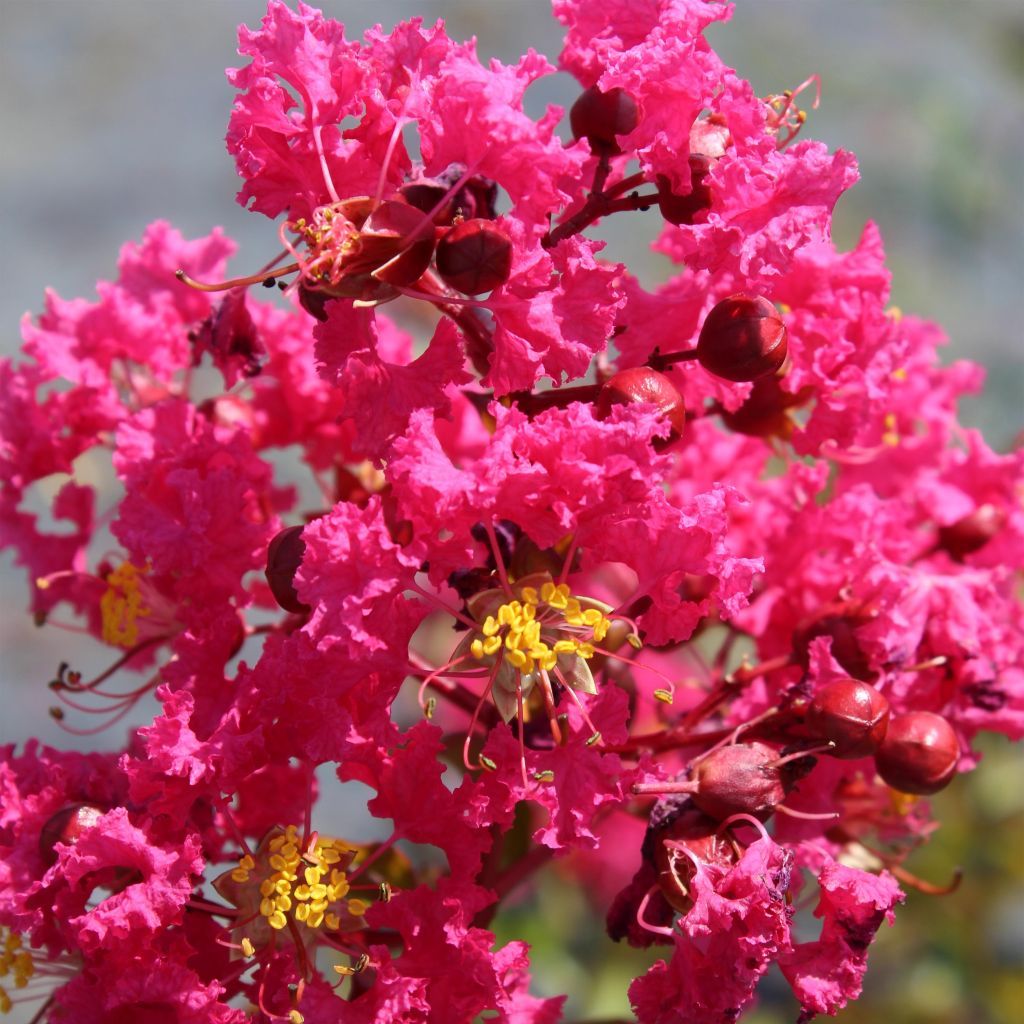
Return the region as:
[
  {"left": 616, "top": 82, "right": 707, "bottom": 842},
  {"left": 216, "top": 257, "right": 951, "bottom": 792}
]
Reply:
[{"left": 1, "top": 1, "right": 1022, "bottom": 1021}]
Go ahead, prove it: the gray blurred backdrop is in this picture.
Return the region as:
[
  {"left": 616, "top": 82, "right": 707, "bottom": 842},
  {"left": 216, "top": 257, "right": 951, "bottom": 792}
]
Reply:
[{"left": 0, "top": 3, "right": 1022, "bottom": 1023}]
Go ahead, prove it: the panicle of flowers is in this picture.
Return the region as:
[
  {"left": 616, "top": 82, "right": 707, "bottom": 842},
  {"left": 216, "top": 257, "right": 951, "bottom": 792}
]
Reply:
[{"left": 0, "top": 1, "right": 1021, "bottom": 1023}]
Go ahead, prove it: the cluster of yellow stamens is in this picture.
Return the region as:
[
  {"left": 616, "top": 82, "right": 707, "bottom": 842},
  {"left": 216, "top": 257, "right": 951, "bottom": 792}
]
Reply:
[
  {"left": 0, "top": 930, "right": 33, "bottom": 1015},
  {"left": 230, "top": 826, "right": 367, "bottom": 933},
  {"left": 289, "top": 206, "right": 360, "bottom": 286},
  {"left": 469, "top": 580, "right": 612, "bottom": 676},
  {"left": 98, "top": 562, "right": 151, "bottom": 648}
]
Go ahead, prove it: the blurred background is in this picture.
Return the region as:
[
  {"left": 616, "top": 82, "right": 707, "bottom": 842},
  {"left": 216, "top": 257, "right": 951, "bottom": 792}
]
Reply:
[{"left": 0, "top": 2, "right": 1021, "bottom": 1022}]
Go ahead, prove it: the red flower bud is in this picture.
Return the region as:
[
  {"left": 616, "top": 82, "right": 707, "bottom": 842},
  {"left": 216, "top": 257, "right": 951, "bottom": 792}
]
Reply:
[
  {"left": 265, "top": 525, "right": 309, "bottom": 614},
  {"left": 656, "top": 155, "right": 713, "bottom": 226},
  {"left": 39, "top": 803, "right": 104, "bottom": 866},
  {"left": 793, "top": 603, "right": 877, "bottom": 682},
  {"left": 691, "top": 742, "right": 789, "bottom": 821},
  {"left": 806, "top": 679, "right": 890, "bottom": 759},
  {"left": 937, "top": 503, "right": 1007, "bottom": 561},
  {"left": 569, "top": 85, "right": 639, "bottom": 153},
  {"left": 875, "top": 711, "right": 960, "bottom": 795},
  {"left": 697, "top": 294, "right": 788, "bottom": 382},
  {"left": 596, "top": 367, "right": 686, "bottom": 437},
  {"left": 435, "top": 219, "right": 513, "bottom": 295},
  {"left": 719, "top": 376, "right": 810, "bottom": 439}
]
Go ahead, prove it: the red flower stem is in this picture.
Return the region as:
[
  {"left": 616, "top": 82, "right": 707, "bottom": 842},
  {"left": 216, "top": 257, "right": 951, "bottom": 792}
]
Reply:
[
  {"left": 473, "top": 843, "right": 555, "bottom": 929},
  {"left": 417, "top": 269, "right": 495, "bottom": 377},
  {"left": 681, "top": 654, "right": 796, "bottom": 731},
  {"left": 648, "top": 348, "right": 700, "bottom": 372},
  {"left": 349, "top": 833, "right": 401, "bottom": 881},
  {"left": 543, "top": 171, "right": 652, "bottom": 248},
  {"left": 508, "top": 382, "right": 602, "bottom": 415}
]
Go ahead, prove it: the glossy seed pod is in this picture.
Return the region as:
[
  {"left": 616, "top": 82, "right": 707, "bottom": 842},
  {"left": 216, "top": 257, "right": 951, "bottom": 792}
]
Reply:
[
  {"left": 265, "top": 525, "right": 310, "bottom": 614},
  {"left": 691, "top": 742, "right": 787, "bottom": 821},
  {"left": 875, "top": 711, "right": 960, "bottom": 795},
  {"left": 435, "top": 219, "right": 513, "bottom": 295},
  {"left": 696, "top": 294, "right": 788, "bottom": 382},
  {"left": 806, "top": 678, "right": 890, "bottom": 759},
  {"left": 569, "top": 85, "right": 639, "bottom": 153},
  {"left": 595, "top": 367, "right": 686, "bottom": 437},
  {"left": 937, "top": 503, "right": 1007, "bottom": 561}
]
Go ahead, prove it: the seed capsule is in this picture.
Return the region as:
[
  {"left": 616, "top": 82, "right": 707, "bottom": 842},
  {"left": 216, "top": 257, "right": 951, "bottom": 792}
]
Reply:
[
  {"left": 806, "top": 678, "right": 890, "bottom": 759},
  {"left": 435, "top": 219, "right": 513, "bottom": 295},
  {"left": 265, "top": 525, "right": 309, "bottom": 614},
  {"left": 875, "top": 711, "right": 960, "bottom": 795},
  {"left": 653, "top": 809, "right": 737, "bottom": 914},
  {"left": 596, "top": 367, "right": 685, "bottom": 437},
  {"left": 696, "top": 294, "right": 788, "bottom": 382},
  {"left": 569, "top": 85, "right": 639, "bottom": 153},
  {"left": 937, "top": 503, "right": 1007, "bottom": 561}
]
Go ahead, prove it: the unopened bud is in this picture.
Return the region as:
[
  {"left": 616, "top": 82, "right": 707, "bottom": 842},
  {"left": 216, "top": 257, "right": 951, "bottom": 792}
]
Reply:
[
  {"left": 569, "top": 85, "right": 639, "bottom": 154},
  {"left": 656, "top": 155, "right": 713, "bottom": 226},
  {"left": 39, "top": 803, "right": 104, "bottom": 866},
  {"left": 265, "top": 525, "right": 310, "bottom": 614},
  {"left": 937, "top": 504, "right": 1007, "bottom": 561},
  {"left": 697, "top": 294, "right": 788, "bottom": 382},
  {"left": 435, "top": 219, "right": 513, "bottom": 295},
  {"left": 875, "top": 711, "right": 959, "bottom": 795},
  {"left": 806, "top": 679, "right": 890, "bottom": 759},
  {"left": 596, "top": 367, "right": 686, "bottom": 438}
]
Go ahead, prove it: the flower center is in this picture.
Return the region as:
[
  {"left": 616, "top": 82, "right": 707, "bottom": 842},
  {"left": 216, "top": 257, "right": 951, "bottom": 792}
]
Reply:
[
  {"left": 227, "top": 825, "right": 367, "bottom": 936},
  {"left": 469, "top": 580, "right": 611, "bottom": 676},
  {"left": 99, "top": 562, "right": 151, "bottom": 648},
  {"left": 0, "top": 929, "right": 34, "bottom": 1016}
]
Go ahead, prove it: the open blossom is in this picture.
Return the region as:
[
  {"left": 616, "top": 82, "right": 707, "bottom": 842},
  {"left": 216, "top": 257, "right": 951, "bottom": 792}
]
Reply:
[{"left": 0, "top": 2, "right": 1021, "bottom": 1023}]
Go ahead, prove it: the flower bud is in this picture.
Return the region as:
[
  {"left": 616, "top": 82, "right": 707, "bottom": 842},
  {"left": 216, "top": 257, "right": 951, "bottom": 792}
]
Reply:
[
  {"left": 696, "top": 294, "right": 788, "bottom": 382},
  {"left": 806, "top": 678, "right": 890, "bottom": 759},
  {"left": 435, "top": 219, "right": 513, "bottom": 295},
  {"left": 937, "top": 503, "right": 1007, "bottom": 561},
  {"left": 656, "top": 155, "right": 713, "bottom": 226},
  {"left": 719, "top": 376, "right": 810, "bottom": 439},
  {"left": 265, "top": 525, "right": 309, "bottom": 614},
  {"left": 793, "top": 603, "right": 877, "bottom": 681},
  {"left": 875, "top": 711, "right": 960, "bottom": 795},
  {"left": 596, "top": 367, "right": 685, "bottom": 437},
  {"left": 39, "top": 803, "right": 104, "bottom": 866},
  {"left": 691, "top": 742, "right": 789, "bottom": 821},
  {"left": 569, "top": 85, "right": 639, "bottom": 153}
]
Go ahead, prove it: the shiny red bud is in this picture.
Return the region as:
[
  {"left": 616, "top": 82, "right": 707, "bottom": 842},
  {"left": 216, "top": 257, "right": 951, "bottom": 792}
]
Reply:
[
  {"left": 875, "top": 711, "right": 960, "bottom": 795},
  {"left": 596, "top": 367, "right": 686, "bottom": 437},
  {"left": 656, "top": 155, "right": 713, "bottom": 226},
  {"left": 570, "top": 86, "right": 639, "bottom": 153},
  {"left": 806, "top": 679, "right": 890, "bottom": 759},
  {"left": 697, "top": 294, "right": 788, "bottom": 382},
  {"left": 436, "top": 219, "right": 513, "bottom": 295},
  {"left": 265, "top": 525, "right": 309, "bottom": 614},
  {"left": 39, "top": 803, "right": 104, "bottom": 866},
  {"left": 937, "top": 503, "right": 1007, "bottom": 561}
]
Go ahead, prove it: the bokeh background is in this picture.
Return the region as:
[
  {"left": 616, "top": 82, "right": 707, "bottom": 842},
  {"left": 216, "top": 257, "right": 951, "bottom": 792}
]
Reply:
[{"left": 0, "top": 2, "right": 1021, "bottom": 1022}]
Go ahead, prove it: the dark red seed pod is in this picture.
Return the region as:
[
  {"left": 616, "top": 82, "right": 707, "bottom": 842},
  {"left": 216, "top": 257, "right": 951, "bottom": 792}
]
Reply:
[
  {"left": 696, "top": 294, "right": 788, "bottom": 382},
  {"left": 595, "top": 367, "right": 686, "bottom": 437},
  {"left": 691, "top": 742, "right": 788, "bottom": 821},
  {"left": 937, "top": 503, "right": 1007, "bottom": 561},
  {"left": 435, "top": 219, "right": 513, "bottom": 295},
  {"left": 569, "top": 85, "right": 639, "bottom": 153},
  {"left": 265, "top": 525, "right": 309, "bottom": 614},
  {"left": 720, "top": 376, "right": 811, "bottom": 440},
  {"left": 806, "top": 678, "right": 890, "bottom": 759},
  {"left": 875, "top": 711, "right": 960, "bottom": 795},
  {"left": 656, "top": 155, "right": 713, "bottom": 226},
  {"left": 39, "top": 803, "right": 104, "bottom": 866}
]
